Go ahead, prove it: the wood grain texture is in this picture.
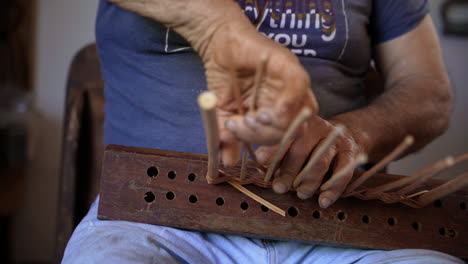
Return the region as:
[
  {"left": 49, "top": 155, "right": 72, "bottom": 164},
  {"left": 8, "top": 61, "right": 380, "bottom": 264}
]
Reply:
[{"left": 98, "top": 145, "right": 468, "bottom": 259}]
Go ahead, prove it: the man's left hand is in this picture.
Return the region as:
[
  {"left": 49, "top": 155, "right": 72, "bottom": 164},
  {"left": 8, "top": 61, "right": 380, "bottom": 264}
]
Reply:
[{"left": 227, "top": 114, "right": 364, "bottom": 208}]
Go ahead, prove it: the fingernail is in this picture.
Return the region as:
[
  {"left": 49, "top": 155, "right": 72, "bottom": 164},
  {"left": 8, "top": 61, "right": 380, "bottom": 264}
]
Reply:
[
  {"left": 256, "top": 112, "right": 271, "bottom": 124},
  {"left": 245, "top": 116, "right": 256, "bottom": 128},
  {"left": 319, "top": 197, "right": 332, "bottom": 208},
  {"left": 273, "top": 183, "right": 287, "bottom": 194},
  {"left": 225, "top": 119, "right": 236, "bottom": 131},
  {"left": 297, "top": 192, "right": 311, "bottom": 200},
  {"left": 256, "top": 151, "right": 266, "bottom": 164}
]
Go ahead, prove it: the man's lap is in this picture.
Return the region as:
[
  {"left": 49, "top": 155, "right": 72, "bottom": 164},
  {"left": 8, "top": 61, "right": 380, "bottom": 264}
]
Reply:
[{"left": 62, "top": 197, "right": 463, "bottom": 264}]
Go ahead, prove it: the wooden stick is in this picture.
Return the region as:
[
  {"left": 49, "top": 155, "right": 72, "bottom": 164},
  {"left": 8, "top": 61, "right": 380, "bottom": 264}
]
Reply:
[
  {"left": 292, "top": 125, "right": 344, "bottom": 188},
  {"left": 364, "top": 156, "right": 454, "bottom": 197},
  {"left": 230, "top": 70, "right": 262, "bottom": 177},
  {"left": 397, "top": 152, "right": 467, "bottom": 196},
  {"left": 250, "top": 53, "right": 268, "bottom": 111},
  {"left": 240, "top": 146, "right": 249, "bottom": 180},
  {"left": 231, "top": 70, "right": 244, "bottom": 115},
  {"left": 239, "top": 55, "right": 269, "bottom": 167},
  {"left": 405, "top": 190, "right": 429, "bottom": 199},
  {"left": 239, "top": 54, "right": 268, "bottom": 169},
  {"left": 454, "top": 152, "right": 468, "bottom": 165},
  {"left": 236, "top": 143, "right": 267, "bottom": 174},
  {"left": 344, "top": 135, "right": 414, "bottom": 194},
  {"left": 198, "top": 91, "right": 220, "bottom": 179},
  {"left": 244, "top": 144, "right": 260, "bottom": 165},
  {"left": 263, "top": 107, "right": 312, "bottom": 182},
  {"left": 417, "top": 172, "right": 468, "bottom": 206},
  {"left": 397, "top": 156, "right": 454, "bottom": 195},
  {"left": 228, "top": 181, "right": 286, "bottom": 216},
  {"left": 231, "top": 70, "right": 251, "bottom": 178},
  {"left": 320, "top": 153, "right": 368, "bottom": 191}
]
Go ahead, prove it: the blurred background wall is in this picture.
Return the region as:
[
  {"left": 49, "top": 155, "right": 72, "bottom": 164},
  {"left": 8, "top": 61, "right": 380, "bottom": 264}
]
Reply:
[
  {"left": 8, "top": 0, "right": 468, "bottom": 262},
  {"left": 11, "top": 0, "right": 97, "bottom": 262}
]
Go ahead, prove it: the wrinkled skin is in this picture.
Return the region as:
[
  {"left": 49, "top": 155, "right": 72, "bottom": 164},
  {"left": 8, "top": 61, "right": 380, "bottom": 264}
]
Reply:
[{"left": 203, "top": 22, "right": 318, "bottom": 166}]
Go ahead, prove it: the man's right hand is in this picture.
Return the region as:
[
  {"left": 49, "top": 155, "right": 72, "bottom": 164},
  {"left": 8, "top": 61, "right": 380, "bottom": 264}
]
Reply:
[
  {"left": 201, "top": 18, "right": 318, "bottom": 166},
  {"left": 107, "top": 0, "right": 318, "bottom": 166}
]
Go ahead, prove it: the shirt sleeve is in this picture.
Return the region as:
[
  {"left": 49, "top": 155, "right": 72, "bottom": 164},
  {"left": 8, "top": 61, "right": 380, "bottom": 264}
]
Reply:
[{"left": 370, "top": 0, "right": 429, "bottom": 45}]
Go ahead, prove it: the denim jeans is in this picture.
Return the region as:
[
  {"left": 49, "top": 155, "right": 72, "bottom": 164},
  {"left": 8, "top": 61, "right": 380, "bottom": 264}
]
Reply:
[{"left": 62, "top": 196, "right": 463, "bottom": 264}]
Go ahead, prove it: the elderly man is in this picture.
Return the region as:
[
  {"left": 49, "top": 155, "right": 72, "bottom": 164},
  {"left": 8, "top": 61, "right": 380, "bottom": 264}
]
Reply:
[{"left": 63, "top": 0, "right": 462, "bottom": 263}]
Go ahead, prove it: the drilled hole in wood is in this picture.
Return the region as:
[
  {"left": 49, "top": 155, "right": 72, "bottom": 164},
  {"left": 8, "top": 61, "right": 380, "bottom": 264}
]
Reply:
[
  {"left": 240, "top": 202, "right": 249, "bottom": 210},
  {"left": 312, "top": 210, "right": 321, "bottom": 219},
  {"left": 387, "top": 217, "right": 397, "bottom": 226},
  {"left": 439, "top": 227, "right": 446, "bottom": 236},
  {"left": 188, "top": 173, "right": 197, "bottom": 182},
  {"left": 447, "top": 229, "right": 457, "bottom": 238},
  {"left": 166, "top": 191, "right": 175, "bottom": 200},
  {"left": 261, "top": 205, "right": 269, "bottom": 212},
  {"left": 189, "top": 195, "right": 198, "bottom": 203},
  {"left": 168, "top": 171, "right": 176, "bottom": 179},
  {"left": 147, "top": 167, "right": 158, "bottom": 178},
  {"left": 460, "top": 202, "right": 467, "bottom": 210},
  {"left": 337, "top": 211, "right": 347, "bottom": 221},
  {"left": 439, "top": 227, "right": 457, "bottom": 238},
  {"left": 287, "top": 207, "right": 299, "bottom": 217},
  {"left": 216, "top": 197, "right": 224, "bottom": 206},
  {"left": 362, "top": 215, "right": 370, "bottom": 224},
  {"left": 144, "top": 192, "right": 155, "bottom": 203},
  {"left": 411, "top": 222, "right": 422, "bottom": 231},
  {"left": 434, "top": 199, "right": 442, "bottom": 208}
]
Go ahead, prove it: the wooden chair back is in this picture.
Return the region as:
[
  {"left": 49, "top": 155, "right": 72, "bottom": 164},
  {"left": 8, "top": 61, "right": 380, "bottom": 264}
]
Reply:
[{"left": 55, "top": 44, "right": 104, "bottom": 262}]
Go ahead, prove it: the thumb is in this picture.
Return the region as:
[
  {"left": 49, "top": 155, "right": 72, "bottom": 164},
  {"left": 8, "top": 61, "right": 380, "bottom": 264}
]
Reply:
[
  {"left": 219, "top": 117, "right": 242, "bottom": 167},
  {"left": 220, "top": 141, "right": 241, "bottom": 167},
  {"left": 254, "top": 75, "right": 317, "bottom": 132}
]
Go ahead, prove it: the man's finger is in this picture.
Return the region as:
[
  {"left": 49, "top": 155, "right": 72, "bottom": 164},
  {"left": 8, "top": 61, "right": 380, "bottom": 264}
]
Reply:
[
  {"left": 318, "top": 153, "right": 356, "bottom": 208},
  {"left": 272, "top": 136, "right": 314, "bottom": 194},
  {"left": 295, "top": 147, "right": 337, "bottom": 200},
  {"left": 225, "top": 115, "right": 283, "bottom": 145},
  {"left": 257, "top": 71, "right": 317, "bottom": 131},
  {"left": 220, "top": 141, "right": 242, "bottom": 167},
  {"left": 218, "top": 117, "right": 242, "bottom": 167},
  {"left": 255, "top": 145, "right": 281, "bottom": 166},
  {"left": 296, "top": 182, "right": 320, "bottom": 200}
]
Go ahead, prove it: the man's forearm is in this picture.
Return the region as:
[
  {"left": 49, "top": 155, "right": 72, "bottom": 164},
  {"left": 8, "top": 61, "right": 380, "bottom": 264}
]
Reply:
[
  {"left": 331, "top": 75, "right": 452, "bottom": 162},
  {"left": 107, "top": 0, "right": 250, "bottom": 58},
  {"left": 331, "top": 16, "right": 453, "bottom": 163}
]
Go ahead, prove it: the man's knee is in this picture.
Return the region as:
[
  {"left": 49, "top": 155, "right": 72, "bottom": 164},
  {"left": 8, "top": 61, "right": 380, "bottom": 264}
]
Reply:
[{"left": 62, "top": 223, "right": 180, "bottom": 264}]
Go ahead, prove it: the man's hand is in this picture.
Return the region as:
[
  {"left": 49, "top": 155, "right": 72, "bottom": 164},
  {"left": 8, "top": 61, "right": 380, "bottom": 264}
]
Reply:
[
  {"left": 107, "top": 0, "right": 318, "bottom": 166},
  {"left": 205, "top": 22, "right": 317, "bottom": 166},
  {"left": 227, "top": 114, "right": 363, "bottom": 208},
  {"left": 231, "top": 15, "right": 452, "bottom": 209}
]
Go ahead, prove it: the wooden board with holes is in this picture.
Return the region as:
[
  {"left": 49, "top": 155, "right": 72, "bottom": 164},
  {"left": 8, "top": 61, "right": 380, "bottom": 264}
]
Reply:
[{"left": 98, "top": 145, "right": 468, "bottom": 259}]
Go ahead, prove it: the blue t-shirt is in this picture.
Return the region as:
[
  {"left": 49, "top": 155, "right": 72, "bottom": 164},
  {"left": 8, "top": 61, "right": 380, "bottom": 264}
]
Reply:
[{"left": 95, "top": 0, "right": 428, "bottom": 154}]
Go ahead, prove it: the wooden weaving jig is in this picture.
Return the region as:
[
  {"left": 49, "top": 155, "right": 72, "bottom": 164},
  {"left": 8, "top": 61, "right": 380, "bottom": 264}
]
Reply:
[{"left": 98, "top": 145, "right": 468, "bottom": 258}]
